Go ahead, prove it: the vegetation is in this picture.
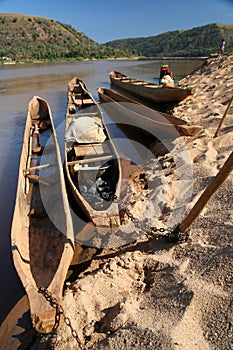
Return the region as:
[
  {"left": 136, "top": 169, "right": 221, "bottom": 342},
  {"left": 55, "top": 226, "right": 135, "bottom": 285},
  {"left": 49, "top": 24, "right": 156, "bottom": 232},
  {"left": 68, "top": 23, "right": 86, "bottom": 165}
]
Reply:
[
  {"left": 0, "top": 14, "right": 133, "bottom": 63},
  {"left": 0, "top": 15, "right": 232, "bottom": 63},
  {"left": 104, "top": 24, "right": 233, "bottom": 57}
]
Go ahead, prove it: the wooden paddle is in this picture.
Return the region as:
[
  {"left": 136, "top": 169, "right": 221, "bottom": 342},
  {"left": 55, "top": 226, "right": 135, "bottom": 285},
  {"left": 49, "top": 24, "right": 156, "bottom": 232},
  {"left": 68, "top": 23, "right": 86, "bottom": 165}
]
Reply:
[
  {"left": 179, "top": 150, "right": 233, "bottom": 233},
  {"left": 214, "top": 95, "right": 233, "bottom": 138}
]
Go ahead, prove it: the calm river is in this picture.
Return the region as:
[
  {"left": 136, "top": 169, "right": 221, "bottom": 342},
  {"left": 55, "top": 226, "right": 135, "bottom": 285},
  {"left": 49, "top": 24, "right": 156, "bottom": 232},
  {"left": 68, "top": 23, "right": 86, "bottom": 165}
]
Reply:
[{"left": 0, "top": 58, "right": 204, "bottom": 326}]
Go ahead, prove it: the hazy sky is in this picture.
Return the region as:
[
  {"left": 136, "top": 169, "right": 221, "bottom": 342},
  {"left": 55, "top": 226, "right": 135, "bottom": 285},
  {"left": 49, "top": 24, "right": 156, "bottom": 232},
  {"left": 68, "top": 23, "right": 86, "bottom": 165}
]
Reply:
[{"left": 0, "top": 0, "right": 232, "bottom": 43}]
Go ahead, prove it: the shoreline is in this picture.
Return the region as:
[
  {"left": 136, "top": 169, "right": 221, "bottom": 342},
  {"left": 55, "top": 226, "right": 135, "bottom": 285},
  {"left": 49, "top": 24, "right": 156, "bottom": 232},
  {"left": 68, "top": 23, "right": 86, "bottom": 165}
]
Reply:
[
  {"left": 0, "top": 55, "right": 208, "bottom": 66},
  {"left": 1, "top": 53, "right": 232, "bottom": 350},
  {"left": 138, "top": 56, "right": 209, "bottom": 60},
  {"left": 49, "top": 52, "right": 233, "bottom": 349}
]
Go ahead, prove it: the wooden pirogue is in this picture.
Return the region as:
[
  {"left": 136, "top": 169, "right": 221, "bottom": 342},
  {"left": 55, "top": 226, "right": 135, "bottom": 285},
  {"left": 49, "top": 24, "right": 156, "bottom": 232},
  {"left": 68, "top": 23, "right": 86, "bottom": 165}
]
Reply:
[
  {"left": 109, "top": 70, "right": 195, "bottom": 104},
  {"left": 97, "top": 87, "right": 202, "bottom": 137},
  {"left": 11, "top": 96, "right": 74, "bottom": 333},
  {"left": 65, "top": 77, "right": 121, "bottom": 227}
]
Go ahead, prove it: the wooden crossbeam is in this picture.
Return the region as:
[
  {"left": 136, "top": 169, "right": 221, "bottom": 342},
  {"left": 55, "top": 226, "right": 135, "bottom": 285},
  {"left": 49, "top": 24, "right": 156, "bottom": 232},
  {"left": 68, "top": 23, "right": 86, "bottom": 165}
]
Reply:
[
  {"left": 23, "top": 163, "right": 51, "bottom": 174},
  {"left": 25, "top": 174, "right": 53, "bottom": 186},
  {"left": 67, "top": 155, "right": 113, "bottom": 166}
]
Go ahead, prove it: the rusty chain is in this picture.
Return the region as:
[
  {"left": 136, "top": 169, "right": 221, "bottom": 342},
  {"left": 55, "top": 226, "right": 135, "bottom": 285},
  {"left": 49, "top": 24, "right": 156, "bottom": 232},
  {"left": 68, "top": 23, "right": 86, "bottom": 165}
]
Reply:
[
  {"left": 112, "top": 194, "right": 189, "bottom": 244},
  {"left": 38, "top": 287, "right": 84, "bottom": 349},
  {"left": 38, "top": 192, "right": 188, "bottom": 346}
]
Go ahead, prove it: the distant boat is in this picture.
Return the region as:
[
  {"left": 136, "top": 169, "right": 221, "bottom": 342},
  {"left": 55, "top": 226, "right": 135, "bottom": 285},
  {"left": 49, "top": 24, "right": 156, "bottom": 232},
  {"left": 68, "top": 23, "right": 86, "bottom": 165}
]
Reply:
[
  {"left": 97, "top": 87, "right": 202, "bottom": 137},
  {"left": 65, "top": 77, "right": 121, "bottom": 227},
  {"left": 11, "top": 96, "right": 74, "bottom": 334},
  {"left": 109, "top": 70, "right": 195, "bottom": 104}
]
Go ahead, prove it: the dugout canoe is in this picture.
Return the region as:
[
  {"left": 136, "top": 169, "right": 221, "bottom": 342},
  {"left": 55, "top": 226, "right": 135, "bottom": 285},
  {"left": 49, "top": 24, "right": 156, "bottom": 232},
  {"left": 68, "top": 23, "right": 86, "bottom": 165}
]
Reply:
[
  {"left": 11, "top": 96, "right": 74, "bottom": 334},
  {"left": 65, "top": 77, "right": 121, "bottom": 227},
  {"left": 97, "top": 87, "right": 202, "bottom": 137},
  {"left": 109, "top": 70, "right": 195, "bottom": 104}
]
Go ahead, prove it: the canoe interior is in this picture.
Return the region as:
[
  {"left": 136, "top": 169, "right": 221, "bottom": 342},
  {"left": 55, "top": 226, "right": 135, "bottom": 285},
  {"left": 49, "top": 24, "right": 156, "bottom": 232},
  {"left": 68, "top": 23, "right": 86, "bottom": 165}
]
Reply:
[
  {"left": 65, "top": 78, "right": 121, "bottom": 227},
  {"left": 66, "top": 143, "right": 120, "bottom": 210}
]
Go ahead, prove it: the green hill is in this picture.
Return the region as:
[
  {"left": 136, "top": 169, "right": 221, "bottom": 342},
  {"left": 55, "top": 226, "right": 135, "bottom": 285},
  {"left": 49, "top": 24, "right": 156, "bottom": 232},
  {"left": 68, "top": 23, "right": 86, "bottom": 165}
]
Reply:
[
  {"left": 1, "top": 16, "right": 232, "bottom": 63},
  {"left": 104, "top": 24, "right": 233, "bottom": 57},
  {"left": 0, "top": 13, "right": 133, "bottom": 62}
]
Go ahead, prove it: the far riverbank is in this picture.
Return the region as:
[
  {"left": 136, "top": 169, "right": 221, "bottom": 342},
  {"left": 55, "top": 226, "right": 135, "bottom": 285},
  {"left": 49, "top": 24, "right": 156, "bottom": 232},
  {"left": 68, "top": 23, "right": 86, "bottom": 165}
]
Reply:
[{"left": 0, "top": 55, "right": 208, "bottom": 65}]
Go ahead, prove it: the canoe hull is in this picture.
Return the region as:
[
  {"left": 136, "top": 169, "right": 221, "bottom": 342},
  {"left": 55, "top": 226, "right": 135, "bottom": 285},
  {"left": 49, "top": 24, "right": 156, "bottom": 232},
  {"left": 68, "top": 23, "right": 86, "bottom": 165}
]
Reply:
[
  {"left": 65, "top": 77, "right": 121, "bottom": 227},
  {"left": 110, "top": 70, "right": 195, "bottom": 104},
  {"left": 97, "top": 87, "right": 202, "bottom": 137},
  {"left": 11, "top": 96, "right": 74, "bottom": 333}
]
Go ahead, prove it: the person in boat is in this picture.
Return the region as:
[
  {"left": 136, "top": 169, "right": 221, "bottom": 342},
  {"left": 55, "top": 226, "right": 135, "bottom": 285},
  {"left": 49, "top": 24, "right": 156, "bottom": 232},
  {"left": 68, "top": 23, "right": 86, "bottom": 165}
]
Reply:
[
  {"left": 220, "top": 39, "right": 225, "bottom": 54},
  {"left": 159, "top": 64, "right": 174, "bottom": 87}
]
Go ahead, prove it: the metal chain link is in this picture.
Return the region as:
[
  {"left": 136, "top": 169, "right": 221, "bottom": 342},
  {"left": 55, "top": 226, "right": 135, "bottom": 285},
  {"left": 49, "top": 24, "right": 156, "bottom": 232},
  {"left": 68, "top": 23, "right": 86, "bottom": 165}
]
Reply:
[
  {"left": 38, "top": 287, "right": 84, "bottom": 349},
  {"left": 112, "top": 194, "right": 189, "bottom": 244},
  {"left": 38, "top": 193, "right": 188, "bottom": 347}
]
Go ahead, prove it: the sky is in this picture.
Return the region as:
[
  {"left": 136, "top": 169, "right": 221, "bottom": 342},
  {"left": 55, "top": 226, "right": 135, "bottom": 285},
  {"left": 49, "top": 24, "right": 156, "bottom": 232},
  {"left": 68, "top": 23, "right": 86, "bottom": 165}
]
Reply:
[{"left": 0, "top": 0, "right": 233, "bottom": 43}]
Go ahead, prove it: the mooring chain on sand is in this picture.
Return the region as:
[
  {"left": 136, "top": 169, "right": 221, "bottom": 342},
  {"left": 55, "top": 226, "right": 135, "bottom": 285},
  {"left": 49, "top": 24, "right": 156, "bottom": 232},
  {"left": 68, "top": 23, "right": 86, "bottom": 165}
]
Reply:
[
  {"left": 38, "top": 287, "right": 84, "bottom": 349},
  {"left": 37, "top": 204, "right": 188, "bottom": 348},
  {"left": 112, "top": 194, "right": 189, "bottom": 244}
]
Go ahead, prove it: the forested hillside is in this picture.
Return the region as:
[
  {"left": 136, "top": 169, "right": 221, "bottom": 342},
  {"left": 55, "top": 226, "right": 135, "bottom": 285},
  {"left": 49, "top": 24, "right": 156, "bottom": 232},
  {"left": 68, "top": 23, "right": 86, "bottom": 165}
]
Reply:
[
  {"left": 104, "top": 24, "right": 233, "bottom": 57},
  {"left": 0, "top": 14, "right": 133, "bottom": 62},
  {"left": 1, "top": 15, "right": 232, "bottom": 63}
]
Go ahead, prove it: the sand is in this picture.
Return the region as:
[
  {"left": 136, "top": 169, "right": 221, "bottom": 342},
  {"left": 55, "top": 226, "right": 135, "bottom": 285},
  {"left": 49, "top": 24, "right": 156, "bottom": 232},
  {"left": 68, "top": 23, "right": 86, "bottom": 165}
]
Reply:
[{"left": 1, "top": 54, "right": 233, "bottom": 350}]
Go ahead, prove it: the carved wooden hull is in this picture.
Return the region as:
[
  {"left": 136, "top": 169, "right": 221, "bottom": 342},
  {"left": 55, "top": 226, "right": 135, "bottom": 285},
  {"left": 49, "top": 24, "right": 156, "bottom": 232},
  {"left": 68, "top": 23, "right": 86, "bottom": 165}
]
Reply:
[
  {"left": 97, "top": 87, "right": 202, "bottom": 137},
  {"left": 109, "top": 70, "right": 195, "bottom": 104},
  {"left": 11, "top": 96, "right": 74, "bottom": 334},
  {"left": 65, "top": 77, "right": 121, "bottom": 227}
]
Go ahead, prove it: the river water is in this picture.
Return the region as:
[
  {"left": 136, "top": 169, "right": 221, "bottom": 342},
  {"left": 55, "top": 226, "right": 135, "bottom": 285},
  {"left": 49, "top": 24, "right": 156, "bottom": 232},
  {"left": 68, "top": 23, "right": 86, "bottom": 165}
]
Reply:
[{"left": 0, "top": 58, "right": 204, "bottom": 325}]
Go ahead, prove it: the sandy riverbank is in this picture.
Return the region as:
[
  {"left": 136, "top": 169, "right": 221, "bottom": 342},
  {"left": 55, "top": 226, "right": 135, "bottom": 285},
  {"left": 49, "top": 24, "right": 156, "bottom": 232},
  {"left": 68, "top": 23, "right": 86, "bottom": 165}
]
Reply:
[{"left": 1, "top": 53, "right": 232, "bottom": 350}]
